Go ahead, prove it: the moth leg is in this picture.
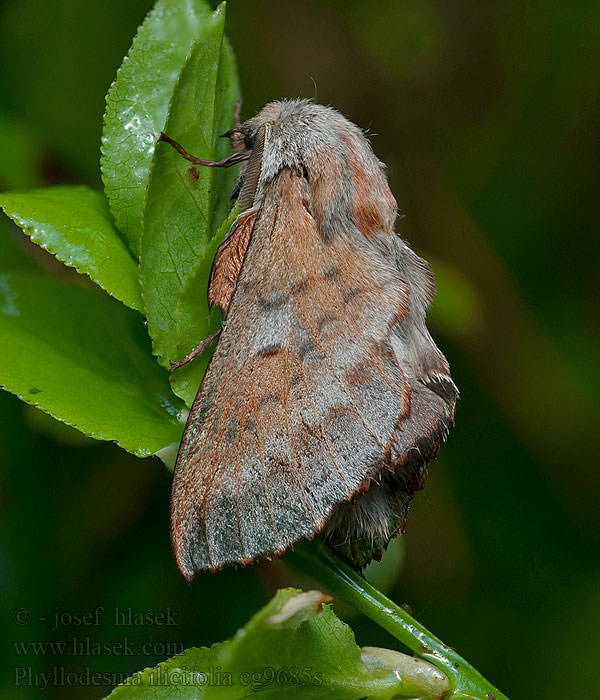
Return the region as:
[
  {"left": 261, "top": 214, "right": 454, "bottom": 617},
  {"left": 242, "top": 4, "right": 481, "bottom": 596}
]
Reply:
[
  {"left": 158, "top": 132, "right": 250, "bottom": 168},
  {"left": 170, "top": 330, "right": 221, "bottom": 371}
]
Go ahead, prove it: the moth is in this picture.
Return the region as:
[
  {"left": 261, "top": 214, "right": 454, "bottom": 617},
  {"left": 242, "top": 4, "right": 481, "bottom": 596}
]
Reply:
[{"left": 161, "top": 100, "right": 458, "bottom": 581}]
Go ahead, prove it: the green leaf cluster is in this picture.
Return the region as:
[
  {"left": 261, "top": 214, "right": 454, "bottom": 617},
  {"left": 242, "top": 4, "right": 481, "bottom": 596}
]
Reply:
[
  {"left": 105, "top": 588, "right": 450, "bottom": 700},
  {"left": 0, "top": 0, "right": 241, "bottom": 455}
]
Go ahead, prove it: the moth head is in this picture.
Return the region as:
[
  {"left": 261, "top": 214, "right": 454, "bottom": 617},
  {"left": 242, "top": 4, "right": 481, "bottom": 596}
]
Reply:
[
  {"left": 225, "top": 100, "right": 331, "bottom": 213},
  {"left": 226, "top": 99, "right": 397, "bottom": 237},
  {"left": 222, "top": 124, "right": 256, "bottom": 154}
]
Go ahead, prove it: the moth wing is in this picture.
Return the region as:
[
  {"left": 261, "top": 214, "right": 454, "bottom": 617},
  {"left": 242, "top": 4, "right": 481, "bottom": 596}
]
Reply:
[
  {"left": 207, "top": 209, "right": 256, "bottom": 314},
  {"left": 170, "top": 167, "right": 452, "bottom": 578}
]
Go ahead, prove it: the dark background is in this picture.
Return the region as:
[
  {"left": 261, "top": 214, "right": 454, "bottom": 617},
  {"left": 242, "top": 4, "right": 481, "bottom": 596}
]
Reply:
[{"left": 1, "top": 1, "right": 599, "bottom": 698}]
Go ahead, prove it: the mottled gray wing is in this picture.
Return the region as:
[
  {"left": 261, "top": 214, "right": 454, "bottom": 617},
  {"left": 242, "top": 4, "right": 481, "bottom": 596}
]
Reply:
[{"left": 170, "top": 167, "right": 454, "bottom": 579}]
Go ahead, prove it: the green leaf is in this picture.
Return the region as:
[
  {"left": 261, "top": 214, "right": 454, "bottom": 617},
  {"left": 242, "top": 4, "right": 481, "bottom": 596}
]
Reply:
[
  {"left": 0, "top": 186, "right": 144, "bottom": 312},
  {"left": 169, "top": 206, "right": 238, "bottom": 405},
  {"left": 141, "top": 1, "right": 241, "bottom": 405},
  {"left": 105, "top": 589, "right": 447, "bottom": 699},
  {"left": 0, "top": 271, "right": 184, "bottom": 457},
  {"left": 101, "top": 0, "right": 214, "bottom": 256}
]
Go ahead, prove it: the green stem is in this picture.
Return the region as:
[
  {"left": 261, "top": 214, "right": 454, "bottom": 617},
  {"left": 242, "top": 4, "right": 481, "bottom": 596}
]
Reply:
[{"left": 285, "top": 538, "right": 509, "bottom": 700}]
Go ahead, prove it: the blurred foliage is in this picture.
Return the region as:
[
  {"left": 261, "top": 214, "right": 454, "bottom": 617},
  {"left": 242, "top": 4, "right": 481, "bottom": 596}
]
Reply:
[{"left": 0, "top": 1, "right": 598, "bottom": 699}]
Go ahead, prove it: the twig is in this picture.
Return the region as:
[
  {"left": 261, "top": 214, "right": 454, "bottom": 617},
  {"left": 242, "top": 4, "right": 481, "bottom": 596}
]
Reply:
[{"left": 285, "top": 538, "right": 509, "bottom": 700}]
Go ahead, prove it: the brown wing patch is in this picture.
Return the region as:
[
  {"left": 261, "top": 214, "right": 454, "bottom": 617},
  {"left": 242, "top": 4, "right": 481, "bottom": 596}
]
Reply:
[
  {"left": 171, "top": 168, "right": 454, "bottom": 579},
  {"left": 348, "top": 160, "right": 388, "bottom": 238},
  {"left": 208, "top": 209, "right": 257, "bottom": 314},
  {"left": 337, "top": 130, "right": 397, "bottom": 239}
]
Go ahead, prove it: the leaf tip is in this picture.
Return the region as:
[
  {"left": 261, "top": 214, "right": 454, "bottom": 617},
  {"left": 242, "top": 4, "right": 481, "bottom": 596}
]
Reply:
[{"left": 265, "top": 590, "right": 332, "bottom": 627}]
